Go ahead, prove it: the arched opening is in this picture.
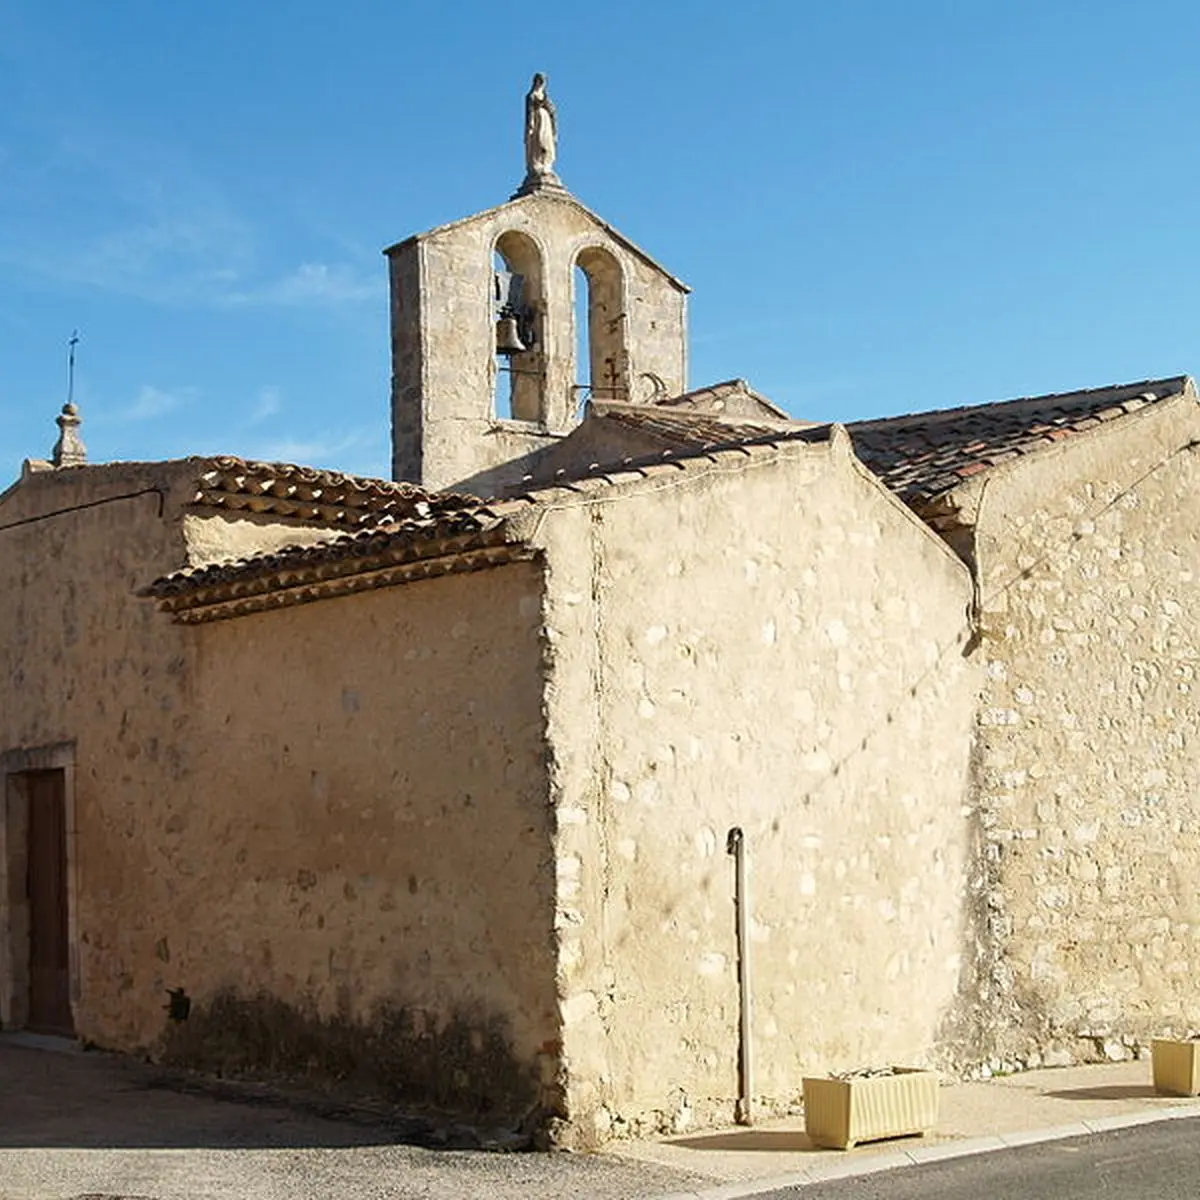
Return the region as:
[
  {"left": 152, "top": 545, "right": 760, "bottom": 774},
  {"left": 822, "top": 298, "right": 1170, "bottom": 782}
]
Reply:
[
  {"left": 492, "top": 230, "right": 545, "bottom": 423},
  {"left": 574, "top": 246, "right": 627, "bottom": 404}
]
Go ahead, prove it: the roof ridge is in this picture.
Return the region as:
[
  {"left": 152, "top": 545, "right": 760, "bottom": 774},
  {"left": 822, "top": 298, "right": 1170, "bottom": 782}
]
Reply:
[
  {"left": 147, "top": 502, "right": 517, "bottom": 596},
  {"left": 846, "top": 375, "right": 1191, "bottom": 509},
  {"left": 151, "top": 428, "right": 836, "bottom": 606},
  {"left": 508, "top": 422, "right": 831, "bottom": 496},
  {"left": 197, "top": 455, "right": 441, "bottom": 494},
  {"left": 849, "top": 375, "right": 1188, "bottom": 430},
  {"left": 650, "top": 377, "right": 793, "bottom": 421},
  {"left": 591, "top": 401, "right": 793, "bottom": 428}
]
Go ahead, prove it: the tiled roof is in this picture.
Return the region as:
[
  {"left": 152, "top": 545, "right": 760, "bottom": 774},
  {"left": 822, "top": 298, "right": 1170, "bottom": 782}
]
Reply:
[
  {"left": 652, "top": 378, "right": 792, "bottom": 420},
  {"left": 190, "top": 456, "right": 471, "bottom": 528},
  {"left": 587, "top": 401, "right": 795, "bottom": 450},
  {"left": 147, "top": 433, "right": 834, "bottom": 622},
  {"left": 512, "top": 422, "right": 830, "bottom": 493},
  {"left": 146, "top": 374, "right": 1188, "bottom": 621},
  {"left": 149, "top": 496, "right": 511, "bottom": 589},
  {"left": 145, "top": 496, "right": 529, "bottom": 623},
  {"left": 846, "top": 377, "right": 1189, "bottom": 509}
]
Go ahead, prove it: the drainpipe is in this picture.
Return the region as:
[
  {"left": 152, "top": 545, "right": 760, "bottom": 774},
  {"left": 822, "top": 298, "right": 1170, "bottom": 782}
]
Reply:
[{"left": 726, "top": 826, "right": 752, "bottom": 1125}]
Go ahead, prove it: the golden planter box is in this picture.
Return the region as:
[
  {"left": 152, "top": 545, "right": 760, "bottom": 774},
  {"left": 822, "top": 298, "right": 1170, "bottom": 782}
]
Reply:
[
  {"left": 1152, "top": 1038, "right": 1200, "bottom": 1096},
  {"left": 803, "top": 1068, "right": 939, "bottom": 1150}
]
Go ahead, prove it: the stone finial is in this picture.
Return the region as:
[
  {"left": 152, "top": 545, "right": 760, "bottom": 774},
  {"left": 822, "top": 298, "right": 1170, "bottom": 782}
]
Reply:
[
  {"left": 513, "top": 73, "right": 566, "bottom": 199},
  {"left": 52, "top": 401, "right": 87, "bottom": 467}
]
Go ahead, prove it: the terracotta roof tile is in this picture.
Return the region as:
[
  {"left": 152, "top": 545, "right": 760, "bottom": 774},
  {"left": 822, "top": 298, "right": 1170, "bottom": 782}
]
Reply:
[
  {"left": 651, "top": 379, "right": 793, "bottom": 420},
  {"left": 190, "top": 456, "right": 473, "bottom": 528},
  {"left": 845, "top": 377, "right": 1188, "bottom": 508},
  {"left": 145, "top": 373, "right": 1185, "bottom": 618},
  {"left": 147, "top": 430, "right": 834, "bottom": 620},
  {"left": 587, "top": 401, "right": 797, "bottom": 450},
  {"left": 514, "top": 418, "right": 831, "bottom": 492},
  {"left": 148, "top": 499, "right": 516, "bottom": 601}
]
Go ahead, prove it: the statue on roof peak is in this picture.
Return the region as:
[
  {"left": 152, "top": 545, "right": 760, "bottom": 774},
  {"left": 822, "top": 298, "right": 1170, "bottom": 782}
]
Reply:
[{"left": 514, "top": 73, "right": 566, "bottom": 198}]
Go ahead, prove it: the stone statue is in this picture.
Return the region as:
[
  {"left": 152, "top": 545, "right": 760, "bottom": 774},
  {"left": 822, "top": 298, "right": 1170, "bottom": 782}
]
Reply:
[
  {"left": 514, "top": 73, "right": 565, "bottom": 197},
  {"left": 525, "top": 73, "right": 556, "bottom": 176}
]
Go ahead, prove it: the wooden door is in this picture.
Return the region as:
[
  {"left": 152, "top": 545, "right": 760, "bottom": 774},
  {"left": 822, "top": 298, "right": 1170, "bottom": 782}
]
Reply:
[{"left": 26, "top": 769, "right": 73, "bottom": 1035}]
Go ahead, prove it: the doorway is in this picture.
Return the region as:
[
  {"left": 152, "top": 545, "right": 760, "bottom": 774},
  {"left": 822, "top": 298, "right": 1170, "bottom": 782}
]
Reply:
[{"left": 24, "top": 769, "right": 73, "bottom": 1034}]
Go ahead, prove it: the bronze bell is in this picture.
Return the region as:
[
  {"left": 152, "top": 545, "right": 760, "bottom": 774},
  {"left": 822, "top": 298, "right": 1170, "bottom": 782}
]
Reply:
[{"left": 495, "top": 315, "right": 527, "bottom": 355}]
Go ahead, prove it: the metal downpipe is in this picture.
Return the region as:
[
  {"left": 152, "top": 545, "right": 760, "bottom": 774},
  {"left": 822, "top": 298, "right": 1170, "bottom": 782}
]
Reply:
[{"left": 727, "top": 825, "right": 752, "bottom": 1125}]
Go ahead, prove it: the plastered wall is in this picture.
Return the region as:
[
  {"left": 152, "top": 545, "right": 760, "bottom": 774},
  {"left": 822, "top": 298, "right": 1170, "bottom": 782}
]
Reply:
[
  {"left": 968, "top": 396, "right": 1200, "bottom": 1066},
  {"left": 536, "top": 437, "right": 981, "bottom": 1143}
]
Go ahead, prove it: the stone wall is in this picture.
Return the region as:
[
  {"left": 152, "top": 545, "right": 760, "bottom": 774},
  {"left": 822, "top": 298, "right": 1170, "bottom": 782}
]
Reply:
[
  {"left": 161, "top": 561, "right": 558, "bottom": 1119},
  {"left": 968, "top": 395, "right": 1200, "bottom": 1066},
  {"left": 0, "top": 464, "right": 558, "bottom": 1122},
  {"left": 13, "top": 393, "right": 1200, "bottom": 1141},
  {"left": 0, "top": 462, "right": 199, "bottom": 1035},
  {"left": 536, "top": 434, "right": 981, "bottom": 1144}
]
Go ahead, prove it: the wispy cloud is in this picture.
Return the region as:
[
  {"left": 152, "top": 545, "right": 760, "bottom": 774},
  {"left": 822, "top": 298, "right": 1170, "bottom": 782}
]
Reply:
[
  {"left": 0, "top": 125, "right": 375, "bottom": 310},
  {"left": 122, "top": 384, "right": 196, "bottom": 421},
  {"left": 224, "top": 262, "right": 376, "bottom": 307},
  {"left": 241, "top": 427, "right": 380, "bottom": 470},
  {"left": 248, "top": 385, "right": 282, "bottom": 424},
  {"left": 0, "top": 137, "right": 256, "bottom": 305}
]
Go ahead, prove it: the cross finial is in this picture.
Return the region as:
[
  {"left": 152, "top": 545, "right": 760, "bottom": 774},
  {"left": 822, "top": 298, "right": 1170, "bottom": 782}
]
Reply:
[
  {"left": 67, "top": 329, "right": 79, "bottom": 407},
  {"left": 52, "top": 330, "right": 87, "bottom": 467}
]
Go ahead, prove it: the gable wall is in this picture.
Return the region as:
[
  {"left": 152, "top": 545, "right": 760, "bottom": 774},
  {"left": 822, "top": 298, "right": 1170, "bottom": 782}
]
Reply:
[
  {"left": 158, "top": 562, "right": 559, "bottom": 1118},
  {"left": 536, "top": 442, "right": 981, "bottom": 1143},
  {"left": 968, "top": 395, "right": 1200, "bottom": 1065},
  {"left": 390, "top": 194, "right": 687, "bottom": 495}
]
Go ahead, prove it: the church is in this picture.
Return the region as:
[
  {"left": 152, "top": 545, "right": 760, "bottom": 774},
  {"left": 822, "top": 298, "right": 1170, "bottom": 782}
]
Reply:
[{"left": 2, "top": 77, "right": 1199, "bottom": 1147}]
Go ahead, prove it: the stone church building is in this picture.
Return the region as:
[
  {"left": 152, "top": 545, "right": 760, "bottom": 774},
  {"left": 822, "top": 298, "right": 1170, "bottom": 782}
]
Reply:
[{"left": 2, "top": 81, "right": 1199, "bottom": 1147}]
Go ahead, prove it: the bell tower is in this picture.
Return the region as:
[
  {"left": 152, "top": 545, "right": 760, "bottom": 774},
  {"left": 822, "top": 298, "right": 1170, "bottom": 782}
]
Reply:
[{"left": 386, "top": 74, "right": 689, "bottom": 497}]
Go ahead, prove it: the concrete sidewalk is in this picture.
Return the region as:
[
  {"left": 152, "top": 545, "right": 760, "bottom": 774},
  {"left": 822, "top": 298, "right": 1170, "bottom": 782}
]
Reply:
[{"left": 617, "top": 1058, "right": 1200, "bottom": 1197}]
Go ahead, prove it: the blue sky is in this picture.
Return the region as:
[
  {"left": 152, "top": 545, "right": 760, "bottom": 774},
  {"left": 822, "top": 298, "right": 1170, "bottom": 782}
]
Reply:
[{"left": 2, "top": 1, "right": 1199, "bottom": 483}]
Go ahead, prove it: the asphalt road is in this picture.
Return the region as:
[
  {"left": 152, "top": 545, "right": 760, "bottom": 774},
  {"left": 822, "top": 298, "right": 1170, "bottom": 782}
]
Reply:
[{"left": 762, "top": 1118, "right": 1200, "bottom": 1199}]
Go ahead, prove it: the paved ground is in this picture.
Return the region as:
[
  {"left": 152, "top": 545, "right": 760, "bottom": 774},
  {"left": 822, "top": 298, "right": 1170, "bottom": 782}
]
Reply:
[
  {"left": 0, "top": 1037, "right": 707, "bottom": 1200},
  {"left": 4, "top": 1036, "right": 1200, "bottom": 1200}
]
